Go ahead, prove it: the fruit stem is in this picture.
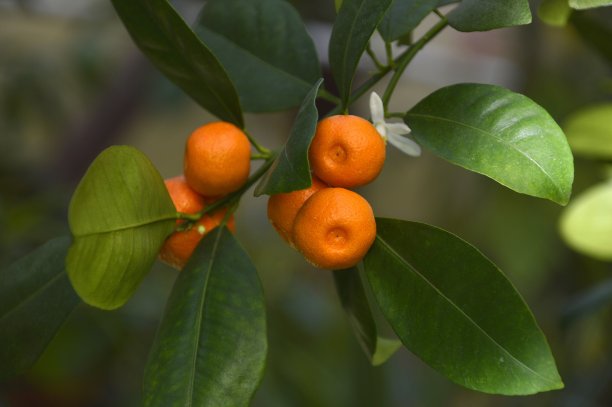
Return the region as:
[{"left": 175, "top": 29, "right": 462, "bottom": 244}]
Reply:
[
  {"left": 381, "top": 16, "right": 448, "bottom": 110},
  {"left": 318, "top": 88, "right": 342, "bottom": 104},
  {"left": 245, "top": 129, "right": 272, "bottom": 157},
  {"left": 366, "top": 43, "right": 386, "bottom": 71}
]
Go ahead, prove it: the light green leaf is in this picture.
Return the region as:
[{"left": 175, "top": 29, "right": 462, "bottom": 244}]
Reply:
[
  {"left": 365, "top": 218, "right": 564, "bottom": 395},
  {"left": 254, "top": 79, "right": 323, "bottom": 196},
  {"left": 110, "top": 0, "right": 243, "bottom": 126},
  {"left": 67, "top": 146, "right": 176, "bottom": 310},
  {"left": 0, "top": 237, "right": 80, "bottom": 379},
  {"left": 560, "top": 181, "right": 612, "bottom": 261},
  {"left": 564, "top": 104, "right": 612, "bottom": 159},
  {"left": 144, "top": 227, "right": 267, "bottom": 406},
  {"left": 378, "top": 0, "right": 439, "bottom": 43},
  {"left": 333, "top": 268, "right": 401, "bottom": 366},
  {"left": 329, "top": 0, "right": 394, "bottom": 106},
  {"left": 538, "top": 0, "right": 572, "bottom": 26},
  {"left": 569, "top": 0, "right": 612, "bottom": 9},
  {"left": 448, "top": 0, "right": 532, "bottom": 32},
  {"left": 405, "top": 83, "right": 574, "bottom": 205},
  {"left": 196, "top": 0, "right": 321, "bottom": 112}
]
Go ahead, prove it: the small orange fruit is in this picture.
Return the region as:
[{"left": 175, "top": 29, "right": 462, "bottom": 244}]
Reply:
[
  {"left": 309, "top": 115, "right": 385, "bottom": 188},
  {"left": 184, "top": 121, "right": 251, "bottom": 197},
  {"left": 159, "top": 176, "right": 235, "bottom": 270},
  {"left": 267, "top": 176, "right": 327, "bottom": 245},
  {"left": 292, "top": 188, "right": 376, "bottom": 270}
]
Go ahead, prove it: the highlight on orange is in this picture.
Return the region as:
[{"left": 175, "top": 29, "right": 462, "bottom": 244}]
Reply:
[
  {"left": 267, "top": 176, "right": 328, "bottom": 245},
  {"left": 292, "top": 187, "right": 376, "bottom": 270},
  {"left": 184, "top": 121, "right": 251, "bottom": 197},
  {"left": 159, "top": 176, "right": 235, "bottom": 270},
  {"left": 308, "top": 115, "right": 385, "bottom": 188}
]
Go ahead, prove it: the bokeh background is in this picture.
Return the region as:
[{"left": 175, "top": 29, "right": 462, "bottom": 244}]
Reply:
[{"left": 1, "top": 0, "right": 611, "bottom": 406}]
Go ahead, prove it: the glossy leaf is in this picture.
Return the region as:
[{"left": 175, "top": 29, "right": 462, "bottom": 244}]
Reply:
[
  {"left": 569, "top": 0, "right": 612, "bottom": 9},
  {"left": 447, "top": 0, "right": 532, "bottom": 32},
  {"left": 333, "top": 268, "right": 402, "bottom": 366},
  {"left": 67, "top": 146, "right": 176, "bottom": 310},
  {"left": 538, "top": 0, "right": 572, "bottom": 26},
  {"left": 365, "top": 218, "right": 564, "bottom": 395},
  {"left": 560, "top": 181, "right": 612, "bottom": 261},
  {"left": 0, "top": 237, "right": 80, "bottom": 379},
  {"left": 405, "top": 83, "right": 574, "bottom": 205},
  {"left": 111, "top": 0, "right": 243, "bottom": 126},
  {"left": 564, "top": 104, "right": 612, "bottom": 159},
  {"left": 254, "top": 79, "right": 323, "bottom": 196},
  {"left": 378, "top": 0, "right": 439, "bottom": 42},
  {"left": 196, "top": 0, "right": 321, "bottom": 113},
  {"left": 144, "top": 227, "right": 267, "bottom": 406},
  {"left": 330, "top": 0, "right": 393, "bottom": 106}
]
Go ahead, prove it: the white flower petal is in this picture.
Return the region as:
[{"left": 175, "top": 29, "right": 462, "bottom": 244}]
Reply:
[
  {"left": 387, "top": 133, "right": 421, "bottom": 157},
  {"left": 385, "top": 122, "right": 411, "bottom": 136},
  {"left": 369, "top": 92, "right": 385, "bottom": 124},
  {"left": 375, "top": 123, "right": 387, "bottom": 138}
]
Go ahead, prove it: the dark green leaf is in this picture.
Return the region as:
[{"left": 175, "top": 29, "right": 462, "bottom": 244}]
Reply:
[
  {"left": 538, "top": 0, "right": 572, "bottom": 26},
  {"left": 405, "top": 83, "right": 574, "bottom": 205},
  {"left": 365, "top": 218, "right": 564, "bottom": 395},
  {"left": 196, "top": 0, "right": 321, "bottom": 113},
  {"left": 111, "top": 0, "right": 243, "bottom": 126},
  {"left": 0, "top": 237, "right": 80, "bottom": 379},
  {"left": 330, "top": 0, "right": 393, "bottom": 106},
  {"left": 447, "top": 0, "right": 532, "bottom": 32},
  {"left": 570, "top": 11, "right": 612, "bottom": 65},
  {"left": 569, "top": 0, "right": 612, "bottom": 9},
  {"left": 67, "top": 146, "right": 176, "bottom": 310},
  {"left": 564, "top": 104, "right": 612, "bottom": 159},
  {"left": 378, "top": 0, "right": 439, "bottom": 43},
  {"left": 254, "top": 79, "right": 323, "bottom": 196},
  {"left": 333, "top": 268, "right": 401, "bottom": 366},
  {"left": 560, "top": 181, "right": 612, "bottom": 261},
  {"left": 144, "top": 227, "right": 267, "bottom": 406}
]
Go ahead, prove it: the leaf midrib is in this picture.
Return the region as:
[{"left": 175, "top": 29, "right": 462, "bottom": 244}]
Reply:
[
  {"left": 375, "top": 234, "right": 558, "bottom": 387},
  {"left": 407, "top": 112, "right": 564, "bottom": 199},
  {"left": 72, "top": 215, "right": 176, "bottom": 237},
  {"left": 337, "top": 0, "right": 367, "bottom": 101}
]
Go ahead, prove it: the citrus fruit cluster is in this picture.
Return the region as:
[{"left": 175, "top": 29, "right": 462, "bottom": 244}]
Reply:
[
  {"left": 159, "top": 122, "right": 250, "bottom": 269},
  {"left": 268, "top": 115, "right": 383, "bottom": 270}
]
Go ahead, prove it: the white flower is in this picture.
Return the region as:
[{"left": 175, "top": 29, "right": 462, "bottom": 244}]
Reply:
[{"left": 369, "top": 92, "right": 421, "bottom": 157}]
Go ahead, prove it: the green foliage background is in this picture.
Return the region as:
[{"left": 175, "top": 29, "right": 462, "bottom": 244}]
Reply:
[{"left": 1, "top": 0, "right": 611, "bottom": 406}]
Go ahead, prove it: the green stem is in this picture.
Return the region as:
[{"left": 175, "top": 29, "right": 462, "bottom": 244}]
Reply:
[
  {"left": 327, "top": 69, "right": 390, "bottom": 116},
  {"left": 245, "top": 130, "right": 272, "bottom": 157},
  {"left": 366, "top": 43, "right": 386, "bottom": 71},
  {"left": 318, "top": 88, "right": 342, "bottom": 104},
  {"left": 382, "top": 17, "right": 448, "bottom": 110},
  {"left": 385, "top": 112, "right": 405, "bottom": 119},
  {"left": 385, "top": 42, "right": 395, "bottom": 68}
]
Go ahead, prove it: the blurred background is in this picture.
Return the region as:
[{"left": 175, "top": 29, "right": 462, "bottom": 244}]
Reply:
[{"left": 1, "top": 0, "right": 611, "bottom": 406}]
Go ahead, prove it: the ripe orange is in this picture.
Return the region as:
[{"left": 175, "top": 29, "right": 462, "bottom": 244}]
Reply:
[
  {"left": 309, "top": 115, "right": 385, "bottom": 188},
  {"left": 159, "top": 176, "right": 235, "bottom": 270},
  {"left": 184, "top": 121, "right": 251, "bottom": 197},
  {"left": 292, "top": 188, "right": 376, "bottom": 270},
  {"left": 267, "top": 176, "right": 327, "bottom": 245}
]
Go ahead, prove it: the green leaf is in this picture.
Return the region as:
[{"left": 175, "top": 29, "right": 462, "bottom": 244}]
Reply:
[
  {"left": 563, "top": 278, "right": 612, "bottom": 325},
  {"left": 333, "top": 268, "right": 402, "bottom": 366},
  {"left": 0, "top": 237, "right": 80, "bottom": 379},
  {"left": 560, "top": 181, "right": 612, "bottom": 261},
  {"left": 110, "top": 0, "right": 243, "bottom": 126},
  {"left": 447, "top": 0, "right": 532, "bottom": 32},
  {"left": 67, "top": 146, "right": 176, "bottom": 310},
  {"left": 329, "top": 0, "right": 394, "bottom": 106},
  {"left": 405, "top": 83, "right": 574, "bottom": 205},
  {"left": 365, "top": 218, "right": 564, "bottom": 395},
  {"left": 569, "top": 0, "right": 612, "bottom": 9},
  {"left": 144, "top": 227, "right": 267, "bottom": 406},
  {"left": 538, "top": 0, "right": 572, "bottom": 26},
  {"left": 335, "top": 0, "right": 344, "bottom": 11},
  {"left": 570, "top": 11, "right": 612, "bottom": 64},
  {"left": 378, "top": 0, "right": 439, "bottom": 43},
  {"left": 196, "top": 0, "right": 321, "bottom": 113},
  {"left": 254, "top": 79, "right": 323, "bottom": 196},
  {"left": 564, "top": 104, "right": 612, "bottom": 159}
]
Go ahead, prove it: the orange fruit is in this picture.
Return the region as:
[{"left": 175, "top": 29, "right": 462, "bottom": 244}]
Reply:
[
  {"left": 159, "top": 176, "right": 235, "bottom": 270},
  {"left": 292, "top": 188, "right": 376, "bottom": 270},
  {"left": 267, "top": 176, "right": 327, "bottom": 245},
  {"left": 184, "top": 121, "right": 251, "bottom": 197},
  {"left": 309, "top": 115, "right": 385, "bottom": 188}
]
